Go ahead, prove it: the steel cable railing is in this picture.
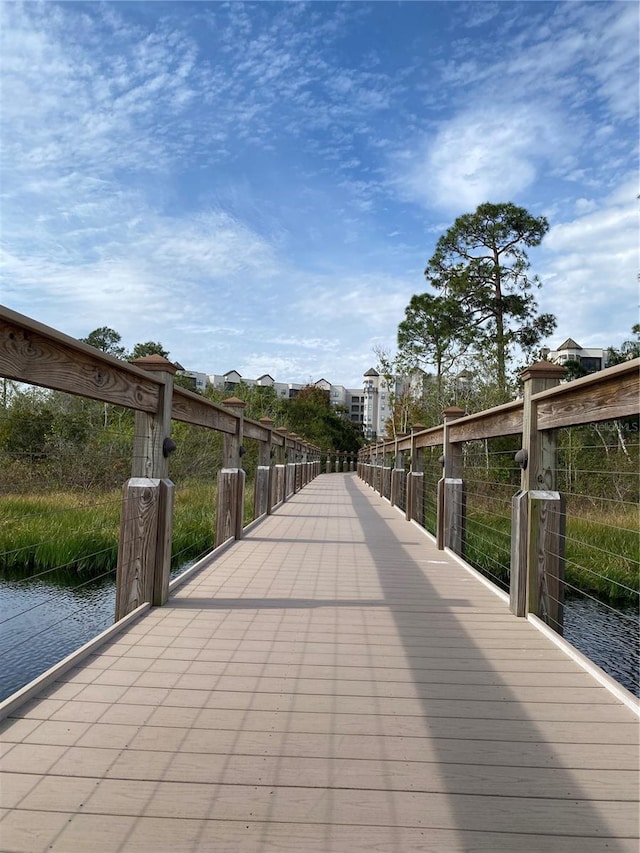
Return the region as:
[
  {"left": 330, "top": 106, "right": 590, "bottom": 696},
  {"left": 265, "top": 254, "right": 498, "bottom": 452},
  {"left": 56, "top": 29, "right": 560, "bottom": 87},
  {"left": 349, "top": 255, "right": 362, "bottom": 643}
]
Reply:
[
  {"left": 421, "top": 446, "right": 442, "bottom": 536},
  {"left": 461, "top": 438, "right": 521, "bottom": 593},
  {"left": 545, "top": 428, "right": 639, "bottom": 694}
]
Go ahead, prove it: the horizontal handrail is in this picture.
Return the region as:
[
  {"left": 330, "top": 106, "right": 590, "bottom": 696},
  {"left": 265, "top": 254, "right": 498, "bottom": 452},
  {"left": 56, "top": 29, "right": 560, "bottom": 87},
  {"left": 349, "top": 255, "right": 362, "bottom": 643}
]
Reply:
[
  {"left": 359, "top": 358, "right": 640, "bottom": 458},
  {"left": 0, "top": 305, "right": 320, "bottom": 455},
  {"left": 0, "top": 305, "right": 162, "bottom": 412}
]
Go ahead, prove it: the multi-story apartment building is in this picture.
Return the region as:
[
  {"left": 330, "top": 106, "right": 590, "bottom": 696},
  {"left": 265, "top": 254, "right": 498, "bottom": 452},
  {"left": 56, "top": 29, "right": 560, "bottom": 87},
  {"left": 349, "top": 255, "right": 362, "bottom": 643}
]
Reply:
[
  {"left": 541, "top": 339, "right": 608, "bottom": 374},
  {"left": 362, "top": 368, "right": 429, "bottom": 440},
  {"left": 362, "top": 368, "right": 406, "bottom": 440},
  {"left": 177, "top": 369, "right": 366, "bottom": 427}
]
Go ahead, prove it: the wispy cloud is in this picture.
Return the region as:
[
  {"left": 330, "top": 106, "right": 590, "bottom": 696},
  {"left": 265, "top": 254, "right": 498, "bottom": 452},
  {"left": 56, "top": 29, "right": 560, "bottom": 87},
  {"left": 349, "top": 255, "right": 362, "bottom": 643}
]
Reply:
[
  {"left": 1, "top": 1, "right": 637, "bottom": 387},
  {"left": 539, "top": 177, "right": 639, "bottom": 348},
  {"left": 394, "top": 104, "right": 568, "bottom": 213}
]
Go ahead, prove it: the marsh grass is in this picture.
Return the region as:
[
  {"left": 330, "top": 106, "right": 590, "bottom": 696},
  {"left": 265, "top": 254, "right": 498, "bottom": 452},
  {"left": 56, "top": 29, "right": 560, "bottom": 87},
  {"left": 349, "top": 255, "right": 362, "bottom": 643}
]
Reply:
[
  {"left": 0, "top": 478, "right": 257, "bottom": 583},
  {"left": 0, "top": 493, "right": 121, "bottom": 580},
  {"left": 463, "top": 505, "right": 639, "bottom": 603},
  {"left": 1, "top": 483, "right": 636, "bottom": 603}
]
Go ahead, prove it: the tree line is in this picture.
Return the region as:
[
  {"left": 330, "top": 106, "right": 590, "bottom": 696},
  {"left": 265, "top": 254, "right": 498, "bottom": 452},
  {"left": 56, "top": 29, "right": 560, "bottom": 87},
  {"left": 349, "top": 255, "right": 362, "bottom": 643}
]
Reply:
[
  {"left": 377, "top": 201, "right": 639, "bottom": 435},
  {"left": 0, "top": 335, "right": 364, "bottom": 493}
]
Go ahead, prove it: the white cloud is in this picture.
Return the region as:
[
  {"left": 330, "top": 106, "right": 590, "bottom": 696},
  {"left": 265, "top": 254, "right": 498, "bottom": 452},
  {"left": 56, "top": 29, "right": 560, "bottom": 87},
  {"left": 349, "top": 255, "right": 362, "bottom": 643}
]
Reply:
[
  {"left": 538, "top": 180, "right": 639, "bottom": 349},
  {"left": 295, "top": 274, "right": 412, "bottom": 331},
  {"left": 0, "top": 1, "right": 636, "bottom": 390},
  {"left": 574, "top": 198, "right": 597, "bottom": 215},
  {"left": 396, "top": 106, "right": 567, "bottom": 212}
]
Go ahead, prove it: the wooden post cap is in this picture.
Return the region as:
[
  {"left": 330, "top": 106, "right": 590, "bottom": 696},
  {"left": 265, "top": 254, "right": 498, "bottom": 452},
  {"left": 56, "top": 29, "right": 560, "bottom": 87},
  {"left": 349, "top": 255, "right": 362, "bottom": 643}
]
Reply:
[
  {"left": 411, "top": 424, "right": 427, "bottom": 433},
  {"left": 442, "top": 405, "right": 465, "bottom": 419},
  {"left": 222, "top": 396, "right": 246, "bottom": 408},
  {"left": 131, "top": 355, "right": 178, "bottom": 374},
  {"left": 259, "top": 417, "right": 274, "bottom": 426},
  {"left": 520, "top": 361, "right": 565, "bottom": 382}
]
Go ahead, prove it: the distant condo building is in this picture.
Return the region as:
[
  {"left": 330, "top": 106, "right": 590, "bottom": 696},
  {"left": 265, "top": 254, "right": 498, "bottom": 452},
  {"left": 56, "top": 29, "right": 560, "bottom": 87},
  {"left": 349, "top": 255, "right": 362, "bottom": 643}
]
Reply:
[
  {"left": 177, "top": 366, "right": 427, "bottom": 439},
  {"left": 541, "top": 338, "right": 608, "bottom": 374},
  {"left": 177, "top": 369, "right": 366, "bottom": 427}
]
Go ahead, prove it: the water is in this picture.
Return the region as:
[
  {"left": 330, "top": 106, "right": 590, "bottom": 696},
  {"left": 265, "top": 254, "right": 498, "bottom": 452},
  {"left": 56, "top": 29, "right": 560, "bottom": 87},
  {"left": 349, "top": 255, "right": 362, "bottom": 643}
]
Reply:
[
  {"left": 563, "top": 597, "right": 639, "bottom": 696},
  {"left": 1, "top": 577, "right": 638, "bottom": 701},
  {"left": 0, "top": 575, "right": 116, "bottom": 700}
]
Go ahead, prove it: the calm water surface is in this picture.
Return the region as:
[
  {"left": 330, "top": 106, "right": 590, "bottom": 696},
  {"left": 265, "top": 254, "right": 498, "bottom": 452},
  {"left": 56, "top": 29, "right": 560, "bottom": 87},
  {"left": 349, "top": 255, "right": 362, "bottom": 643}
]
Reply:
[{"left": 1, "top": 576, "right": 638, "bottom": 701}]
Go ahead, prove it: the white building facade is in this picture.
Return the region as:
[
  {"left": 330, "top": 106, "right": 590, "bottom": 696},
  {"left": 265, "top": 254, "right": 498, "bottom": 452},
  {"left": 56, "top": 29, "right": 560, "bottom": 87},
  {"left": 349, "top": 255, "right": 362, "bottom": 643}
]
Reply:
[
  {"left": 177, "top": 369, "right": 366, "bottom": 427},
  {"left": 542, "top": 339, "right": 608, "bottom": 374}
]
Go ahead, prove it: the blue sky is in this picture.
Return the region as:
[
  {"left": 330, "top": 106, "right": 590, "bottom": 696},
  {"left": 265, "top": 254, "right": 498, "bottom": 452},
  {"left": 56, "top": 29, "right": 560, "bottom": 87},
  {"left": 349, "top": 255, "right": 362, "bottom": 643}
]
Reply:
[{"left": 1, "top": 1, "right": 638, "bottom": 387}]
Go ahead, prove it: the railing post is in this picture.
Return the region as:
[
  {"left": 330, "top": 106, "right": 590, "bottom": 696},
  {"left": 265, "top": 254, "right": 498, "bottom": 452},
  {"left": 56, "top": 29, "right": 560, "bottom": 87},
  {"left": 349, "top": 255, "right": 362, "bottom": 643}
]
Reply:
[
  {"left": 255, "top": 417, "right": 274, "bottom": 517},
  {"left": 285, "top": 434, "right": 296, "bottom": 498},
  {"left": 116, "top": 356, "right": 176, "bottom": 620},
  {"left": 511, "top": 362, "right": 566, "bottom": 631},
  {"left": 288, "top": 434, "right": 299, "bottom": 493},
  {"left": 391, "top": 435, "right": 407, "bottom": 509},
  {"left": 437, "top": 406, "right": 465, "bottom": 553},
  {"left": 294, "top": 437, "right": 303, "bottom": 491},
  {"left": 216, "top": 397, "right": 245, "bottom": 544},
  {"left": 378, "top": 444, "right": 384, "bottom": 496},
  {"left": 273, "top": 427, "right": 288, "bottom": 507},
  {"left": 407, "top": 424, "right": 426, "bottom": 524}
]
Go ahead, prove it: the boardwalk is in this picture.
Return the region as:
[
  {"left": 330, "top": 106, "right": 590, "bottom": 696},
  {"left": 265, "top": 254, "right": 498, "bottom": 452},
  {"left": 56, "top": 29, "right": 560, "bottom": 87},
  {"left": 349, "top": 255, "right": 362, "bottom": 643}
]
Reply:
[{"left": 1, "top": 473, "right": 638, "bottom": 852}]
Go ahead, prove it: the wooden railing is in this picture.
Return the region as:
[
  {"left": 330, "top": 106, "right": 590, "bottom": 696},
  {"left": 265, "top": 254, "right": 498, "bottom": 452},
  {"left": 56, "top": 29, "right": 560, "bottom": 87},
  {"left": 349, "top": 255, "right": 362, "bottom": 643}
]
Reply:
[
  {"left": 0, "top": 306, "right": 322, "bottom": 620},
  {"left": 358, "top": 358, "right": 640, "bottom": 635}
]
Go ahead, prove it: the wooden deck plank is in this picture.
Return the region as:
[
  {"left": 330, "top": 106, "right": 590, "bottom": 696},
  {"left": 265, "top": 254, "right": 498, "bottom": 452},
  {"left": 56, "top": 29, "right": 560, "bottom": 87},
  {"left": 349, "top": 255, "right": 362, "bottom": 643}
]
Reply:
[
  {"left": 6, "top": 732, "right": 638, "bottom": 771},
  {"left": 2, "top": 811, "right": 639, "bottom": 853},
  {"left": 1, "top": 473, "right": 638, "bottom": 852},
  {"left": 2, "top": 748, "right": 637, "bottom": 800},
  {"left": 5, "top": 774, "right": 639, "bottom": 836}
]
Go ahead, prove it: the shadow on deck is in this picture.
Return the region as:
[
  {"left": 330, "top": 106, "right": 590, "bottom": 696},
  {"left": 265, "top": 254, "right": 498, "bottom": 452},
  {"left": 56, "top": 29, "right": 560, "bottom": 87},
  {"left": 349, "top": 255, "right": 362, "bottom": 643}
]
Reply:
[{"left": 0, "top": 473, "right": 638, "bottom": 852}]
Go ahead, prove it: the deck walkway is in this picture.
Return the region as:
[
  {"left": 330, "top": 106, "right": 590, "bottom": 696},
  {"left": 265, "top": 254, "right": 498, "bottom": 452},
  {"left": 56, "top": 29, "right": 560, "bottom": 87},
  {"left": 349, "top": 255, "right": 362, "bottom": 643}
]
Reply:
[{"left": 1, "top": 473, "right": 638, "bottom": 852}]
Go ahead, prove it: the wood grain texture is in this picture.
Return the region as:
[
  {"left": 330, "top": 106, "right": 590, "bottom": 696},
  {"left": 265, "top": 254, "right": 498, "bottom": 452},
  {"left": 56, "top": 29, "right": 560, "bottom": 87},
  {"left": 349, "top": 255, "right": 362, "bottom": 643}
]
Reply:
[
  {"left": 528, "top": 492, "right": 565, "bottom": 634},
  {"left": 272, "top": 464, "right": 286, "bottom": 508},
  {"left": 444, "top": 478, "right": 465, "bottom": 555},
  {"left": 171, "top": 388, "right": 237, "bottom": 433},
  {"left": 286, "top": 464, "right": 296, "bottom": 498},
  {"left": 536, "top": 368, "right": 639, "bottom": 429},
  {"left": 243, "top": 419, "right": 270, "bottom": 442},
  {"left": 509, "top": 491, "right": 528, "bottom": 618},
  {"left": 446, "top": 402, "right": 524, "bottom": 442},
  {"left": 115, "top": 479, "right": 160, "bottom": 620},
  {"left": 254, "top": 466, "right": 271, "bottom": 519},
  {"left": 152, "top": 479, "right": 175, "bottom": 607},
  {"left": 390, "top": 468, "right": 405, "bottom": 508},
  {"left": 0, "top": 313, "right": 160, "bottom": 411},
  {"left": 215, "top": 469, "right": 245, "bottom": 545},
  {"left": 409, "top": 472, "right": 424, "bottom": 524}
]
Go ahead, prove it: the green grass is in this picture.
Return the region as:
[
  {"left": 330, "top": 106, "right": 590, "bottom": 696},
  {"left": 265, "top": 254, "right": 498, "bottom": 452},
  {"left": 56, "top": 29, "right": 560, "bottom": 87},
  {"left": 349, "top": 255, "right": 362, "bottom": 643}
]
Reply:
[
  {"left": 463, "top": 506, "right": 639, "bottom": 604},
  {"left": 405, "top": 491, "right": 638, "bottom": 603},
  {"left": 1, "top": 486, "right": 637, "bottom": 603},
  {"left": 0, "top": 479, "right": 257, "bottom": 583},
  {"left": 0, "top": 493, "right": 121, "bottom": 580}
]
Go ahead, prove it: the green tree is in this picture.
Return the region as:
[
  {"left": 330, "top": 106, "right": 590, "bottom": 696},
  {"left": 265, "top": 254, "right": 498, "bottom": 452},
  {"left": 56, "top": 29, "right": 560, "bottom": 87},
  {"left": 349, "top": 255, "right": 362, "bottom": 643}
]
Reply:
[
  {"left": 130, "top": 341, "right": 169, "bottom": 360},
  {"left": 607, "top": 325, "right": 640, "bottom": 366},
  {"left": 80, "top": 327, "right": 127, "bottom": 359},
  {"left": 426, "top": 202, "right": 556, "bottom": 399},
  {"left": 0, "top": 386, "right": 53, "bottom": 461},
  {"left": 284, "top": 385, "right": 363, "bottom": 452},
  {"left": 397, "top": 289, "right": 469, "bottom": 412}
]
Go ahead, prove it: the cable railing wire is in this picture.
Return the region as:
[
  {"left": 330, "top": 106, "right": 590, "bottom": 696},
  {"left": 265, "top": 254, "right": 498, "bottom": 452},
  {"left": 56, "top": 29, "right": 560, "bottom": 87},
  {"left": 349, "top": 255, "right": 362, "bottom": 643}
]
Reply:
[
  {"left": 0, "top": 561, "right": 118, "bottom": 627},
  {"left": 0, "top": 545, "right": 117, "bottom": 587},
  {"left": 1, "top": 571, "right": 119, "bottom": 656}
]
